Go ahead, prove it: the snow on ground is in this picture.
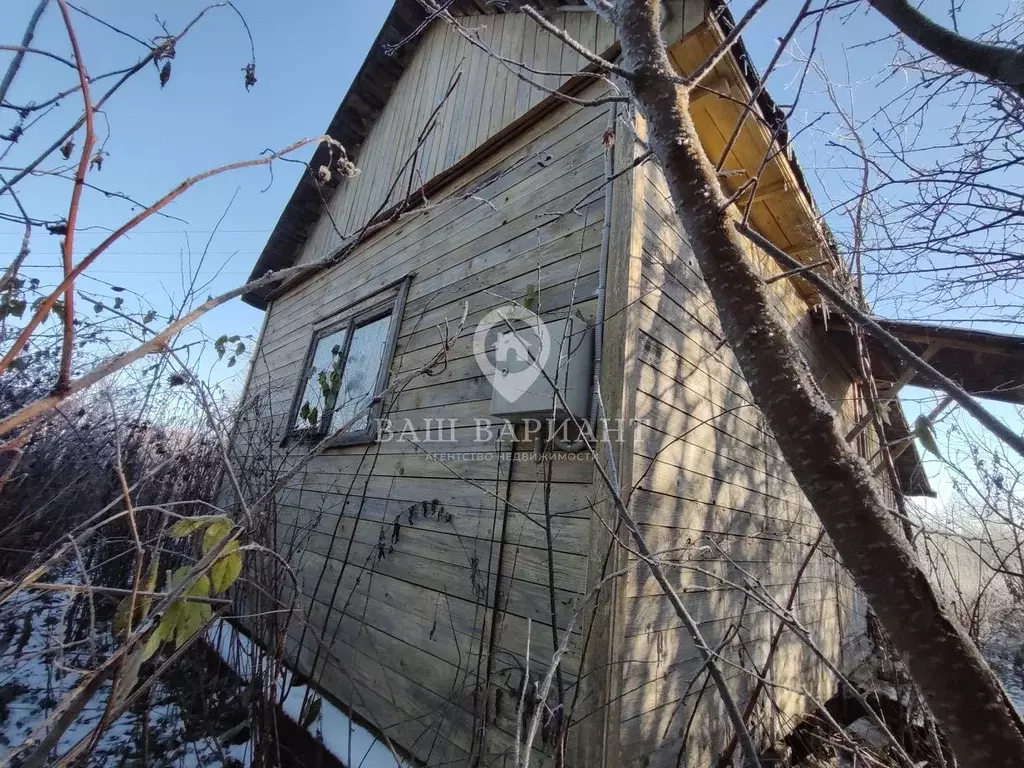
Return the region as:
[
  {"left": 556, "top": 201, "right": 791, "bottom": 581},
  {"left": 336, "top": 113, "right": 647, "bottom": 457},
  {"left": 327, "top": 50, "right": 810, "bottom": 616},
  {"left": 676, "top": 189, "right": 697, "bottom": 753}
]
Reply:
[
  {"left": 984, "top": 628, "right": 1024, "bottom": 715},
  {"left": 0, "top": 589, "right": 251, "bottom": 766},
  {"left": 1, "top": 587, "right": 1020, "bottom": 767},
  {"left": 208, "top": 621, "right": 411, "bottom": 768}
]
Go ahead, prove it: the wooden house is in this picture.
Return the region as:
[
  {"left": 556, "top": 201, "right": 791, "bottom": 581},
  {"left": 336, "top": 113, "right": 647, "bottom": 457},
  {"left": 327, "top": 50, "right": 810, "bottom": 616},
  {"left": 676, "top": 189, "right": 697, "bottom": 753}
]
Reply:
[{"left": 229, "top": 2, "right": 950, "bottom": 765}]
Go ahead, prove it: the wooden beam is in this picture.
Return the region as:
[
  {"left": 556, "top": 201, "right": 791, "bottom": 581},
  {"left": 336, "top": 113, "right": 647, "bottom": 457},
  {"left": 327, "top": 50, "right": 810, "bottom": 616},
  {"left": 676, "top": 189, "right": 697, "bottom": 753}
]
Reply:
[
  {"left": 787, "top": 241, "right": 825, "bottom": 261},
  {"left": 749, "top": 179, "right": 791, "bottom": 205},
  {"left": 847, "top": 341, "right": 943, "bottom": 443},
  {"left": 690, "top": 75, "right": 732, "bottom": 106},
  {"left": 727, "top": 179, "right": 792, "bottom": 210},
  {"left": 579, "top": 108, "right": 647, "bottom": 768}
]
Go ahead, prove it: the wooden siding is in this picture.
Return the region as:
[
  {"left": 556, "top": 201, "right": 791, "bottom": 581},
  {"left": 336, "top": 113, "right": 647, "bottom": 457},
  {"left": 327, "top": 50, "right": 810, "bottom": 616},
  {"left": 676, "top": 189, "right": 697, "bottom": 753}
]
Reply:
[
  {"left": 226, "top": 6, "right": 887, "bottom": 765},
  {"left": 292, "top": 4, "right": 705, "bottom": 271},
  {"left": 233, "top": 84, "right": 619, "bottom": 766},
  {"left": 294, "top": 11, "right": 616, "bottom": 268},
  {"left": 613, "top": 157, "right": 871, "bottom": 768}
]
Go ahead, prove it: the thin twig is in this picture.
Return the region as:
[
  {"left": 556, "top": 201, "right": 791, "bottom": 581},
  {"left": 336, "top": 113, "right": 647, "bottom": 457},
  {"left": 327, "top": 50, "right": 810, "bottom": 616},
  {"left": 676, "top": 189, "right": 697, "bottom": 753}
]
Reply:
[
  {"left": 0, "top": 136, "right": 341, "bottom": 381},
  {"left": 737, "top": 221, "right": 1024, "bottom": 462},
  {"left": 53, "top": 0, "right": 97, "bottom": 393},
  {"left": 0, "top": 0, "right": 50, "bottom": 106}
]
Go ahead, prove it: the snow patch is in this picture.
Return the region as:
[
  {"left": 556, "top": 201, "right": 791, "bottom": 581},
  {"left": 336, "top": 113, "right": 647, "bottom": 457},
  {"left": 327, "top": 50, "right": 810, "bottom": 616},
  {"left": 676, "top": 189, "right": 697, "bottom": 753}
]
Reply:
[
  {"left": 0, "top": 589, "right": 248, "bottom": 766},
  {"left": 206, "top": 621, "right": 409, "bottom": 768}
]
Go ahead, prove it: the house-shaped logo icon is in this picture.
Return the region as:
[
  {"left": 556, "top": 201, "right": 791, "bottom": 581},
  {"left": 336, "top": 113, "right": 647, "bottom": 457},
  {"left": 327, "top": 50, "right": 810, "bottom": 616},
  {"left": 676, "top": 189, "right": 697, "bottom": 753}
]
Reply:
[{"left": 473, "top": 304, "right": 551, "bottom": 403}]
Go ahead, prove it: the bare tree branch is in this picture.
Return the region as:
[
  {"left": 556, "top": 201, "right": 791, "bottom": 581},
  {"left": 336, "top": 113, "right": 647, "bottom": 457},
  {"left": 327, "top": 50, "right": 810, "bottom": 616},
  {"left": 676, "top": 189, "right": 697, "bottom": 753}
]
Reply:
[
  {"left": 609, "top": 0, "right": 1024, "bottom": 764},
  {"left": 867, "top": 0, "right": 1024, "bottom": 94}
]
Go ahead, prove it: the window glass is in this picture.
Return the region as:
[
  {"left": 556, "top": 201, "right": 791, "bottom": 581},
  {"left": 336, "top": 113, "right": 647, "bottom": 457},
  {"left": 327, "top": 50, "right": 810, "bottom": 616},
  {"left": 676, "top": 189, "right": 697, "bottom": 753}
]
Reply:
[
  {"left": 331, "top": 313, "right": 393, "bottom": 434},
  {"left": 293, "top": 327, "right": 347, "bottom": 431}
]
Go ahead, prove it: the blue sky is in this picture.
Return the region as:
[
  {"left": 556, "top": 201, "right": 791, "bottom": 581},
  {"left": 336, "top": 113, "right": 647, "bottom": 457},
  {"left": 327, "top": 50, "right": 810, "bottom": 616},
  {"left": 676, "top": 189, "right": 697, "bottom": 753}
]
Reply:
[
  {"left": 2, "top": 1, "right": 1020, "bottom": 504},
  {"left": 1, "top": 0, "right": 392, "bottom": 390},
  {"left": 729, "top": 0, "right": 1024, "bottom": 503}
]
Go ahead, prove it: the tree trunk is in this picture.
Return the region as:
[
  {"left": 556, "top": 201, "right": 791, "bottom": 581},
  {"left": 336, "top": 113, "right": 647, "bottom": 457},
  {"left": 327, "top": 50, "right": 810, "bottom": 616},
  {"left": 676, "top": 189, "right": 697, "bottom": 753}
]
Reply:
[{"left": 611, "top": 1, "right": 1024, "bottom": 765}]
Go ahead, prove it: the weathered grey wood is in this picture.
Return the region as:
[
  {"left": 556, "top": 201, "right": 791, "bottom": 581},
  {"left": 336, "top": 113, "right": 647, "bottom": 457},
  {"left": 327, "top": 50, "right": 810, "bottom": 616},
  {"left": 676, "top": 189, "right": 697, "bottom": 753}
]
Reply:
[
  {"left": 233, "top": 80, "right": 623, "bottom": 768},
  {"left": 613, "top": 155, "right": 871, "bottom": 766},
  {"left": 232, "top": 7, "right": 891, "bottom": 766},
  {"left": 576, "top": 108, "right": 647, "bottom": 768}
]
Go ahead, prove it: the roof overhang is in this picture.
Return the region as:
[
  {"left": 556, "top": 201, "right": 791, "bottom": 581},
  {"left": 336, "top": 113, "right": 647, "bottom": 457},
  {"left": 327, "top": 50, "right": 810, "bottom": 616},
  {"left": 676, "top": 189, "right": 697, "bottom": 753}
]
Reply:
[
  {"left": 822, "top": 316, "right": 1024, "bottom": 407},
  {"left": 819, "top": 315, "right": 1024, "bottom": 498}
]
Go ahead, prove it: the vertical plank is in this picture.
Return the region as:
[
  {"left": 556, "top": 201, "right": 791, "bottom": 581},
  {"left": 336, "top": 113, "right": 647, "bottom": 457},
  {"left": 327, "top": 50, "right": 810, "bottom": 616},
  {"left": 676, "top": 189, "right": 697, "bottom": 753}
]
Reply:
[
  {"left": 368, "top": 33, "right": 418, "bottom": 214},
  {"left": 488, "top": 11, "right": 512, "bottom": 140},
  {"left": 446, "top": 41, "right": 472, "bottom": 170},
  {"left": 366, "top": 23, "right": 431, "bottom": 226},
  {"left": 514, "top": 13, "right": 538, "bottom": 120},
  {"left": 578, "top": 105, "right": 646, "bottom": 768},
  {"left": 560, "top": 11, "right": 584, "bottom": 76},
  {"left": 578, "top": 10, "right": 598, "bottom": 67},
  {"left": 421, "top": 21, "right": 454, "bottom": 181},
  {"left": 501, "top": 12, "right": 526, "bottom": 130},
  {"left": 451, "top": 18, "right": 484, "bottom": 167},
  {"left": 434, "top": 23, "right": 463, "bottom": 177},
  {"left": 403, "top": 21, "right": 445, "bottom": 201},
  {"left": 475, "top": 13, "right": 502, "bottom": 148},
  {"left": 530, "top": 16, "right": 551, "bottom": 110},
  {"left": 596, "top": 12, "right": 616, "bottom": 52},
  {"left": 465, "top": 16, "right": 494, "bottom": 155},
  {"left": 545, "top": 13, "right": 567, "bottom": 93}
]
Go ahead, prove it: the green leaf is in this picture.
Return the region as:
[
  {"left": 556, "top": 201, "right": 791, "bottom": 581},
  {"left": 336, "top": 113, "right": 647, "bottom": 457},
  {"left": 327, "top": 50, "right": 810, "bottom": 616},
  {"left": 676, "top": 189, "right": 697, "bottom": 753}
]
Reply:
[
  {"left": 141, "top": 621, "right": 168, "bottom": 661},
  {"left": 914, "top": 415, "right": 943, "bottom": 460},
  {"left": 202, "top": 518, "right": 233, "bottom": 555},
  {"left": 300, "top": 696, "right": 322, "bottom": 729},
  {"left": 168, "top": 516, "right": 215, "bottom": 539},
  {"left": 210, "top": 549, "right": 243, "bottom": 594},
  {"left": 93, "top": 302, "right": 104, "bottom": 313},
  {"left": 299, "top": 402, "right": 310, "bottom": 421},
  {"left": 113, "top": 297, "right": 124, "bottom": 310},
  {"left": 227, "top": 357, "right": 237, "bottom": 368},
  {"left": 174, "top": 600, "right": 212, "bottom": 648},
  {"left": 234, "top": 342, "right": 246, "bottom": 356},
  {"left": 113, "top": 594, "right": 133, "bottom": 635},
  {"left": 167, "top": 565, "right": 192, "bottom": 590},
  {"left": 214, "top": 334, "right": 228, "bottom": 359},
  {"left": 187, "top": 574, "right": 211, "bottom": 600},
  {"left": 142, "top": 310, "right": 156, "bottom": 324},
  {"left": 307, "top": 407, "right": 318, "bottom": 426},
  {"left": 156, "top": 601, "right": 182, "bottom": 644},
  {"left": 113, "top": 589, "right": 154, "bottom": 637},
  {"left": 143, "top": 555, "right": 159, "bottom": 595}
]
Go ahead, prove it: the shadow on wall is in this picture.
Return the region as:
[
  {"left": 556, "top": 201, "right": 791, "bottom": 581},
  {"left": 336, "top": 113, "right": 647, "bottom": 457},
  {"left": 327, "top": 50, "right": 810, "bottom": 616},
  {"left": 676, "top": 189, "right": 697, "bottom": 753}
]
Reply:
[{"left": 615, "top": 186, "right": 869, "bottom": 768}]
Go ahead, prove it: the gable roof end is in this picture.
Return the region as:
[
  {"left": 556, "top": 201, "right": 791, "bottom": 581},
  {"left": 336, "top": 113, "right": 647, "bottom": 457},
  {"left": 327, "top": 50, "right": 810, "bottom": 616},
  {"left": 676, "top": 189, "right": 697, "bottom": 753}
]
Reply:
[{"left": 243, "top": 0, "right": 589, "bottom": 309}]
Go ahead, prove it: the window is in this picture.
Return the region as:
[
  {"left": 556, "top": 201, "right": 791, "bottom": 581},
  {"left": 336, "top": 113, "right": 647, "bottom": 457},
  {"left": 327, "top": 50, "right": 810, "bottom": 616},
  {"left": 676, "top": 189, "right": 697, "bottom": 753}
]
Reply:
[{"left": 289, "top": 277, "right": 410, "bottom": 445}]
